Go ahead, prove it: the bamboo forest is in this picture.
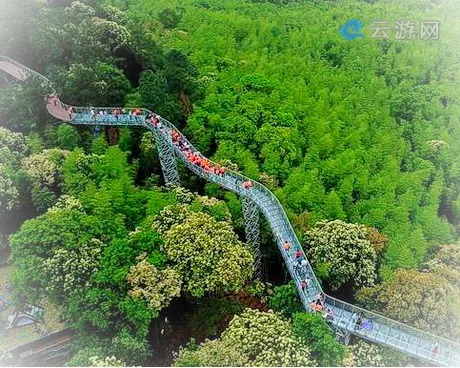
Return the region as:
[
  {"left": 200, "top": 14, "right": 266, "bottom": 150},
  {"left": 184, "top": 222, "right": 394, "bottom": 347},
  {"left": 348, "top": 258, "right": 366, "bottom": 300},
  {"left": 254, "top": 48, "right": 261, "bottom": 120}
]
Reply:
[{"left": 0, "top": 0, "right": 460, "bottom": 366}]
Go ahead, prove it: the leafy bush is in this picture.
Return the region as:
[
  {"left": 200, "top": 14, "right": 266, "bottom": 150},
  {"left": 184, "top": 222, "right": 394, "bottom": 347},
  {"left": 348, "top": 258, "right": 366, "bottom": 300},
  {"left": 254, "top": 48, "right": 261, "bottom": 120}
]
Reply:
[
  {"left": 268, "top": 281, "right": 303, "bottom": 318},
  {"left": 108, "top": 329, "right": 150, "bottom": 366},
  {"left": 292, "top": 312, "right": 345, "bottom": 366},
  {"left": 174, "top": 338, "right": 247, "bottom": 367},
  {"left": 220, "top": 308, "right": 315, "bottom": 366},
  {"left": 357, "top": 269, "right": 460, "bottom": 342},
  {"left": 188, "top": 297, "right": 244, "bottom": 339}
]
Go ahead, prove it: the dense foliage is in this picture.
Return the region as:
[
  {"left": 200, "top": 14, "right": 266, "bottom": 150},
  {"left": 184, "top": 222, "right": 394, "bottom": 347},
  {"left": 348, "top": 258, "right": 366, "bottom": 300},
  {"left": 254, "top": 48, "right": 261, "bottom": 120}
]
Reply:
[
  {"left": 174, "top": 308, "right": 315, "bottom": 366},
  {"left": 2, "top": 0, "right": 460, "bottom": 365},
  {"left": 127, "top": 258, "right": 182, "bottom": 311},
  {"left": 173, "top": 338, "right": 248, "bottom": 367},
  {"left": 304, "top": 220, "right": 377, "bottom": 290},
  {"left": 268, "top": 281, "right": 303, "bottom": 318},
  {"left": 292, "top": 312, "right": 345, "bottom": 366},
  {"left": 110, "top": 0, "right": 460, "bottom": 281},
  {"left": 160, "top": 211, "right": 254, "bottom": 297},
  {"left": 358, "top": 257, "right": 460, "bottom": 342},
  {"left": 342, "top": 340, "right": 384, "bottom": 367}
]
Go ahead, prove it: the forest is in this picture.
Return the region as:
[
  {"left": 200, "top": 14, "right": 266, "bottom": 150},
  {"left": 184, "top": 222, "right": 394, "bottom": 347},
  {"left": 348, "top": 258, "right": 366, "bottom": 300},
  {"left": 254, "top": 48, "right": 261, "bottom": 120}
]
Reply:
[{"left": 0, "top": 0, "right": 460, "bottom": 366}]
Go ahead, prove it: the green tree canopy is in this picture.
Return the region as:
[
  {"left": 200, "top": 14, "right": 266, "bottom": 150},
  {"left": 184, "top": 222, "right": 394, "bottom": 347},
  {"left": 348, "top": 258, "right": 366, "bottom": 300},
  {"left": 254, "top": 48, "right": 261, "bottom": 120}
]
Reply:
[
  {"left": 160, "top": 211, "right": 253, "bottom": 297},
  {"left": 357, "top": 269, "right": 460, "bottom": 342},
  {"left": 292, "top": 312, "right": 345, "bottom": 366},
  {"left": 304, "top": 220, "right": 377, "bottom": 290},
  {"left": 173, "top": 338, "right": 248, "bottom": 367},
  {"left": 174, "top": 308, "right": 315, "bottom": 367},
  {"left": 268, "top": 281, "right": 303, "bottom": 318},
  {"left": 127, "top": 258, "right": 182, "bottom": 311}
]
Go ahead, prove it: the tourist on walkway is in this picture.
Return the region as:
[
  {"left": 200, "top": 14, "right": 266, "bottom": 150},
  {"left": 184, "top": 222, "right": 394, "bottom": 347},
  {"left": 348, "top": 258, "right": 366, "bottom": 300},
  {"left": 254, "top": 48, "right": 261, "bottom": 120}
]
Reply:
[
  {"left": 301, "top": 278, "right": 309, "bottom": 291},
  {"left": 283, "top": 240, "right": 291, "bottom": 252},
  {"left": 67, "top": 106, "right": 74, "bottom": 120},
  {"left": 354, "top": 315, "right": 362, "bottom": 331},
  {"left": 361, "top": 318, "right": 373, "bottom": 331},
  {"left": 310, "top": 296, "right": 324, "bottom": 312},
  {"left": 243, "top": 180, "right": 253, "bottom": 190},
  {"left": 324, "top": 308, "right": 334, "bottom": 320}
]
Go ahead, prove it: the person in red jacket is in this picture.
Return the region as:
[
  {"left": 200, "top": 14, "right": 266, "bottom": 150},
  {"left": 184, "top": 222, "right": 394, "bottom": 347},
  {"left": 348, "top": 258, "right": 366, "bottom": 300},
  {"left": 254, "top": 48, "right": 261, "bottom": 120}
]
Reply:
[
  {"left": 151, "top": 115, "right": 159, "bottom": 126},
  {"left": 243, "top": 181, "right": 253, "bottom": 190}
]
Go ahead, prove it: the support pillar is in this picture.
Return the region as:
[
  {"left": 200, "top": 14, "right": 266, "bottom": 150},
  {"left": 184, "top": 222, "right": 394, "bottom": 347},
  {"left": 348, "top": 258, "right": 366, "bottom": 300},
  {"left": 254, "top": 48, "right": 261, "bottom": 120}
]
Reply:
[
  {"left": 93, "top": 124, "right": 101, "bottom": 138},
  {"left": 152, "top": 129, "right": 180, "bottom": 186},
  {"left": 242, "top": 196, "right": 262, "bottom": 279}
]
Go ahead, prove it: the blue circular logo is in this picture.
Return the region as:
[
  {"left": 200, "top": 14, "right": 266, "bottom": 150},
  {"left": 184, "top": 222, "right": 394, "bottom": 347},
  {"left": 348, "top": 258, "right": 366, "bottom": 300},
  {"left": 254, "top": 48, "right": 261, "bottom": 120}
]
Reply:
[{"left": 340, "top": 19, "right": 365, "bottom": 40}]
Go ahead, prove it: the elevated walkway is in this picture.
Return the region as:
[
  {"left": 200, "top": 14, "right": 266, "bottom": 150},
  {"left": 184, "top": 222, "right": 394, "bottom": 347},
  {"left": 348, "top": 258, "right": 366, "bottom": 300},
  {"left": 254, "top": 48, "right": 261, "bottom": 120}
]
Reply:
[{"left": 1, "top": 55, "right": 459, "bottom": 366}]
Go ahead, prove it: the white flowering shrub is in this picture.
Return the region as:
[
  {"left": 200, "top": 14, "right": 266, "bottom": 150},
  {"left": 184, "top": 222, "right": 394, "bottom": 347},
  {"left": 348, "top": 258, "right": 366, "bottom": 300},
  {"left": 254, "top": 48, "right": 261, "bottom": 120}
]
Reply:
[
  {"left": 357, "top": 269, "right": 460, "bottom": 342},
  {"left": 128, "top": 259, "right": 182, "bottom": 311},
  {"left": 0, "top": 164, "right": 19, "bottom": 212},
  {"left": 423, "top": 243, "right": 460, "bottom": 289},
  {"left": 43, "top": 238, "right": 104, "bottom": 297},
  {"left": 163, "top": 212, "right": 253, "bottom": 297},
  {"left": 304, "top": 220, "right": 377, "bottom": 290},
  {"left": 174, "top": 338, "right": 248, "bottom": 367},
  {"left": 152, "top": 204, "right": 190, "bottom": 236},
  {"left": 221, "top": 309, "right": 314, "bottom": 366},
  {"left": 0, "top": 127, "right": 29, "bottom": 158},
  {"left": 171, "top": 186, "right": 196, "bottom": 204},
  {"left": 194, "top": 195, "right": 232, "bottom": 223},
  {"left": 259, "top": 172, "right": 278, "bottom": 189},
  {"left": 22, "top": 149, "right": 69, "bottom": 187},
  {"left": 174, "top": 309, "right": 315, "bottom": 367},
  {"left": 343, "top": 340, "right": 384, "bottom": 367},
  {"left": 47, "top": 195, "right": 85, "bottom": 214},
  {"left": 88, "top": 355, "right": 125, "bottom": 367},
  {"left": 153, "top": 189, "right": 233, "bottom": 234}
]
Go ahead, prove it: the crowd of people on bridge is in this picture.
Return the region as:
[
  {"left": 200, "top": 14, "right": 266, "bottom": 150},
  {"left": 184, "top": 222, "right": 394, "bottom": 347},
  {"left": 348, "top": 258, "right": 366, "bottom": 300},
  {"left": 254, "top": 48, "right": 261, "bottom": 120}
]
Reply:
[
  {"left": 282, "top": 240, "right": 330, "bottom": 316},
  {"left": 143, "top": 112, "right": 260, "bottom": 190},
  {"left": 86, "top": 107, "right": 144, "bottom": 122},
  {"left": 59, "top": 103, "right": 256, "bottom": 191},
  {"left": 146, "top": 112, "right": 231, "bottom": 177},
  {"left": 47, "top": 94, "right": 257, "bottom": 193}
]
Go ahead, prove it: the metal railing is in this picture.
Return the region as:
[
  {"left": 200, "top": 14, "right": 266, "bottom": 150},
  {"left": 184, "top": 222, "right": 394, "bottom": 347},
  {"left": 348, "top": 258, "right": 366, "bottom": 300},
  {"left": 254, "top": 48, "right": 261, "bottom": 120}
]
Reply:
[{"left": 1, "top": 55, "right": 460, "bottom": 366}]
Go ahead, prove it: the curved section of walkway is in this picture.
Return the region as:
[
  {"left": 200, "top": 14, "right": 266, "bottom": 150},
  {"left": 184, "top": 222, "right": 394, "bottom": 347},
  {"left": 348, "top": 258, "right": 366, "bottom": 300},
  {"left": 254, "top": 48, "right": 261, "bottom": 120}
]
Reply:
[{"left": 1, "top": 55, "right": 459, "bottom": 366}]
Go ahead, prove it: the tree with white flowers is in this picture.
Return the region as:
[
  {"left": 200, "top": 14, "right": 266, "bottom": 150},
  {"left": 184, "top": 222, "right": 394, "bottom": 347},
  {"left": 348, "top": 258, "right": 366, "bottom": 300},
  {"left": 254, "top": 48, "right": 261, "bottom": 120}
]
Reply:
[
  {"left": 174, "top": 308, "right": 315, "bottom": 367},
  {"left": 174, "top": 338, "right": 248, "bottom": 367},
  {"left": 0, "top": 127, "right": 29, "bottom": 159},
  {"left": 43, "top": 238, "right": 105, "bottom": 301},
  {"left": 304, "top": 220, "right": 377, "bottom": 290},
  {"left": 342, "top": 340, "right": 384, "bottom": 367},
  {"left": 161, "top": 211, "right": 253, "bottom": 297},
  {"left": 22, "top": 149, "right": 69, "bottom": 187},
  {"left": 127, "top": 258, "right": 182, "bottom": 311},
  {"left": 0, "top": 164, "right": 19, "bottom": 212}
]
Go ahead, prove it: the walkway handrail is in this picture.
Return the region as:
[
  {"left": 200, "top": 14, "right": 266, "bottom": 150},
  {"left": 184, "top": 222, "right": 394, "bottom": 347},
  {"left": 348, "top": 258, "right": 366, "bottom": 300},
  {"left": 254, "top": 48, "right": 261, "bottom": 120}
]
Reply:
[
  {"left": 0, "top": 55, "right": 54, "bottom": 93},
  {"left": 1, "top": 55, "right": 460, "bottom": 366}
]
